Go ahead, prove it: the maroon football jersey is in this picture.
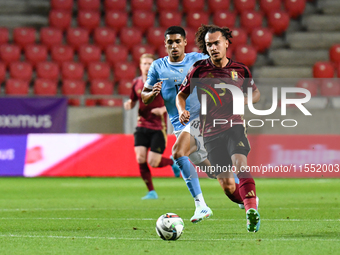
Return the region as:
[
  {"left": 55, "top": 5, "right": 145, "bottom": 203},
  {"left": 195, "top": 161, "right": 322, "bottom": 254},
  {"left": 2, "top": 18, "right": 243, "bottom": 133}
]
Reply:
[
  {"left": 180, "top": 58, "right": 257, "bottom": 137},
  {"left": 130, "top": 76, "right": 167, "bottom": 130}
]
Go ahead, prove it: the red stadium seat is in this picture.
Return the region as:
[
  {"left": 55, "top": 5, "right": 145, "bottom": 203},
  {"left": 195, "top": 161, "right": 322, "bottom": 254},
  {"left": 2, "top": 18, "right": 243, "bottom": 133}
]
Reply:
[
  {"left": 226, "top": 47, "right": 233, "bottom": 59},
  {"left": 337, "top": 64, "right": 340, "bottom": 78},
  {"left": 62, "top": 62, "right": 85, "bottom": 80},
  {"left": 213, "top": 11, "right": 237, "bottom": 28},
  {"left": 229, "top": 28, "right": 247, "bottom": 51},
  {"left": 51, "top": 45, "right": 74, "bottom": 67},
  {"left": 49, "top": 10, "right": 72, "bottom": 31},
  {"left": 5, "top": 79, "right": 29, "bottom": 95},
  {"left": 34, "top": 79, "right": 58, "bottom": 95},
  {"left": 40, "top": 27, "right": 63, "bottom": 50},
  {"left": 295, "top": 79, "right": 318, "bottom": 97},
  {"left": 131, "top": 0, "right": 153, "bottom": 11},
  {"left": 36, "top": 62, "right": 60, "bottom": 81},
  {"left": 313, "top": 61, "right": 335, "bottom": 78},
  {"left": 250, "top": 27, "right": 273, "bottom": 53},
  {"left": 51, "top": 0, "right": 74, "bottom": 11},
  {"left": 240, "top": 11, "right": 263, "bottom": 34},
  {"left": 98, "top": 98, "right": 123, "bottom": 107},
  {"left": 329, "top": 44, "right": 340, "bottom": 65},
  {"left": 156, "top": 0, "right": 179, "bottom": 11},
  {"left": 90, "top": 79, "right": 114, "bottom": 95},
  {"left": 260, "top": 0, "right": 282, "bottom": 16},
  {"left": 104, "top": 0, "right": 126, "bottom": 11},
  {"left": 0, "top": 44, "right": 21, "bottom": 67},
  {"left": 66, "top": 27, "right": 90, "bottom": 51},
  {"left": 105, "top": 11, "right": 128, "bottom": 32},
  {"left": 0, "top": 62, "right": 5, "bottom": 83},
  {"left": 105, "top": 45, "right": 129, "bottom": 66},
  {"left": 183, "top": 0, "right": 205, "bottom": 12},
  {"left": 24, "top": 44, "right": 48, "bottom": 67},
  {"left": 157, "top": 45, "right": 168, "bottom": 58},
  {"left": 93, "top": 27, "right": 116, "bottom": 50},
  {"left": 267, "top": 10, "right": 290, "bottom": 35},
  {"left": 13, "top": 27, "right": 36, "bottom": 49},
  {"left": 132, "top": 44, "right": 155, "bottom": 63},
  {"left": 62, "top": 79, "right": 86, "bottom": 95},
  {"left": 132, "top": 11, "right": 155, "bottom": 33},
  {"left": 319, "top": 79, "right": 340, "bottom": 96},
  {"left": 184, "top": 27, "right": 196, "bottom": 46},
  {"left": 77, "top": 11, "right": 101, "bottom": 32},
  {"left": 9, "top": 62, "right": 33, "bottom": 82},
  {"left": 186, "top": 44, "right": 200, "bottom": 53},
  {"left": 87, "top": 62, "right": 111, "bottom": 81},
  {"left": 159, "top": 11, "right": 182, "bottom": 28},
  {"left": 118, "top": 79, "right": 133, "bottom": 95},
  {"left": 186, "top": 11, "right": 209, "bottom": 30},
  {"left": 208, "top": 0, "right": 230, "bottom": 13},
  {"left": 113, "top": 61, "right": 137, "bottom": 81},
  {"left": 78, "top": 44, "right": 101, "bottom": 66},
  {"left": 120, "top": 27, "right": 143, "bottom": 50},
  {"left": 284, "top": 0, "right": 306, "bottom": 19},
  {"left": 233, "top": 0, "right": 256, "bottom": 14},
  {"left": 234, "top": 45, "right": 257, "bottom": 67},
  {"left": 147, "top": 27, "right": 166, "bottom": 48},
  {"left": 78, "top": 0, "right": 100, "bottom": 10},
  {"left": 0, "top": 27, "right": 9, "bottom": 45}
]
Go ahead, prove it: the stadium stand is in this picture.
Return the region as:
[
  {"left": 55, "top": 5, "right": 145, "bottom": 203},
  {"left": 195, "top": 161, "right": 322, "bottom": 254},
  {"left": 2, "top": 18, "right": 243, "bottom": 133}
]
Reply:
[{"left": 33, "top": 79, "right": 58, "bottom": 96}]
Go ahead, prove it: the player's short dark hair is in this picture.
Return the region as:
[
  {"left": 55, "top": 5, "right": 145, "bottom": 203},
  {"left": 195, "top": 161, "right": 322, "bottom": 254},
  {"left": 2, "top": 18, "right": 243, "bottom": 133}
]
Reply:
[
  {"left": 164, "top": 26, "right": 186, "bottom": 39},
  {"left": 195, "top": 24, "right": 233, "bottom": 55}
]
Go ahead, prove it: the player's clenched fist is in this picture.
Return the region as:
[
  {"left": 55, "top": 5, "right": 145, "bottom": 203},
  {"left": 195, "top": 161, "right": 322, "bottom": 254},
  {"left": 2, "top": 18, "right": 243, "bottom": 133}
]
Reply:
[
  {"left": 179, "top": 109, "right": 190, "bottom": 125},
  {"left": 152, "top": 81, "right": 162, "bottom": 96}
]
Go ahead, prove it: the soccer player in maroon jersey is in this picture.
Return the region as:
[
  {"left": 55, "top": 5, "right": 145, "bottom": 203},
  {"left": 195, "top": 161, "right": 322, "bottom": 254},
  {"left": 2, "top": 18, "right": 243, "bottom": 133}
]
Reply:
[
  {"left": 124, "top": 54, "right": 180, "bottom": 200},
  {"left": 176, "top": 25, "right": 261, "bottom": 232}
]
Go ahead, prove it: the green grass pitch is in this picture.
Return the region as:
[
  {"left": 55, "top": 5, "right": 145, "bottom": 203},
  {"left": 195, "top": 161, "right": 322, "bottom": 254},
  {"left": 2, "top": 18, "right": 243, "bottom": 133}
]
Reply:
[{"left": 0, "top": 177, "right": 339, "bottom": 254}]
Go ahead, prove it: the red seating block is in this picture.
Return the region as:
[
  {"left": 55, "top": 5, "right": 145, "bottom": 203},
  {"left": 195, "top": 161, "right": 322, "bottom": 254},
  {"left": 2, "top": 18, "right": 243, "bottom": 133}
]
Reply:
[
  {"left": 234, "top": 45, "right": 257, "bottom": 67},
  {"left": 0, "top": 62, "right": 5, "bottom": 83},
  {"left": 78, "top": 0, "right": 100, "bottom": 10},
  {"left": 186, "top": 44, "right": 200, "bottom": 53},
  {"left": 87, "top": 62, "right": 111, "bottom": 81},
  {"left": 213, "top": 11, "right": 237, "bottom": 28},
  {"left": 104, "top": 0, "right": 126, "bottom": 11},
  {"left": 0, "top": 27, "right": 9, "bottom": 45},
  {"left": 184, "top": 27, "right": 196, "bottom": 46},
  {"left": 105, "top": 45, "right": 129, "bottom": 66},
  {"left": 132, "top": 11, "right": 155, "bottom": 33},
  {"left": 320, "top": 79, "right": 340, "bottom": 96},
  {"left": 157, "top": 45, "right": 168, "bottom": 58},
  {"left": 5, "top": 79, "right": 29, "bottom": 95},
  {"left": 0, "top": 44, "right": 21, "bottom": 67},
  {"left": 313, "top": 61, "right": 335, "bottom": 78},
  {"left": 78, "top": 44, "right": 101, "bottom": 66},
  {"left": 240, "top": 11, "right": 263, "bottom": 34},
  {"left": 13, "top": 27, "right": 36, "bottom": 49},
  {"left": 156, "top": 0, "right": 179, "bottom": 11},
  {"left": 329, "top": 44, "right": 340, "bottom": 64},
  {"left": 114, "top": 61, "right": 137, "bottom": 81},
  {"left": 118, "top": 79, "right": 133, "bottom": 95},
  {"left": 229, "top": 28, "right": 247, "bottom": 51},
  {"left": 186, "top": 11, "right": 209, "bottom": 30},
  {"left": 260, "top": 0, "right": 282, "bottom": 16},
  {"left": 36, "top": 61, "right": 60, "bottom": 81},
  {"left": 34, "top": 79, "right": 58, "bottom": 95},
  {"left": 267, "top": 10, "right": 290, "bottom": 35},
  {"left": 24, "top": 44, "right": 48, "bottom": 67},
  {"left": 105, "top": 11, "right": 128, "bottom": 32},
  {"left": 9, "top": 62, "right": 33, "bottom": 81},
  {"left": 132, "top": 44, "right": 155, "bottom": 63},
  {"left": 66, "top": 27, "right": 90, "bottom": 51},
  {"left": 93, "top": 27, "right": 116, "bottom": 50},
  {"left": 77, "top": 10, "right": 101, "bottom": 32},
  {"left": 208, "top": 0, "right": 230, "bottom": 13},
  {"left": 51, "top": 45, "right": 74, "bottom": 67},
  {"left": 40, "top": 27, "right": 63, "bottom": 50},
  {"left": 295, "top": 79, "right": 318, "bottom": 97},
  {"left": 49, "top": 10, "right": 72, "bottom": 31},
  {"left": 250, "top": 27, "right": 273, "bottom": 53},
  {"left": 98, "top": 98, "right": 123, "bottom": 107},
  {"left": 131, "top": 0, "right": 153, "bottom": 11},
  {"left": 62, "top": 79, "right": 86, "bottom": 95},
  {"left": 183, "top": 0, "right": 205, "bottom": 12},
  {"left": 159, "top": 11, "right": 182, "bottom": 27},
  {"left": 233, "top": 0, "right": 256, "bottom": 14},
  {"left": 120, "top": 27, "right": 143, "bottom": 50},
  {"left": 62, "top": 62, "right": 84, "bottom": 80},
  {"left": 147, "top": 27, "right": 166, "bottom": 48},
  {"left": 284, "top": 0, "right": 306, "bottom": 19},
  {"left": 51, "top": 0, "right": 74, "bottom": 11},
  {"left": 90, "top": 79, "right": 113, "bottom": 95}
]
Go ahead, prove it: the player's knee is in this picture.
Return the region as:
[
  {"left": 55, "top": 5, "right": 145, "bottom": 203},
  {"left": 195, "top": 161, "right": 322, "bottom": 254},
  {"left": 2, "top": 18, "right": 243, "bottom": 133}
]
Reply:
[
  {"left": 172, "top": 144, "right": 186, "bottom": 160},
  {"left": 136, "top": 155, "right": 146, "bottom": 164},
  {"left": 148, "top": 159, "right": 159, "bottom": 168}
]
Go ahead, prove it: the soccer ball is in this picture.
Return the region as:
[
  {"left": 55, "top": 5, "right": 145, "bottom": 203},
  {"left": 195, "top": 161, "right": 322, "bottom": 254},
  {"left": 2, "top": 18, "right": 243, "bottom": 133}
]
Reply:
[{"left": 155, "top": 213, "right": 184, "bottom": 241}]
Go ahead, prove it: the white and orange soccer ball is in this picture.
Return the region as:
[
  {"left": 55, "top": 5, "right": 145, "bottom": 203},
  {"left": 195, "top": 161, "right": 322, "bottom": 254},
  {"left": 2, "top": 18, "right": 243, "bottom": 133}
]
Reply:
[{"left": 155, "top": 213, "right": 184, "bottom": 241}]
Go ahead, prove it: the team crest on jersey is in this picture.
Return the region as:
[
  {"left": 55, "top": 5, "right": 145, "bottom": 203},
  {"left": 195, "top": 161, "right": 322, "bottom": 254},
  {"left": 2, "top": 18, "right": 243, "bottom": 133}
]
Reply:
[
  {"left": 207, "top": 73, "right": 214, "bottom": 78},
  {"left": 179, "top": 68, "right": 184, "bottom": 73},
  {"left": 231, "top": 70, "right": 238, "bottom": 81}
]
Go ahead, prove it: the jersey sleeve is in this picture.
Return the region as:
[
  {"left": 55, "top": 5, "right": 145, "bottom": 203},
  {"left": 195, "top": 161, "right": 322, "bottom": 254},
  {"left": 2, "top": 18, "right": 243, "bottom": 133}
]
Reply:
[
  {"left": 242, "top": 65, "right": 257, "bottom": 93},
  {"left": 144, "top": 61, "right": 158, "bottom": 90},
  {"left": 129, "top": 79, "right": 138, "bottom": 101},
  {"left": 179, "top": 64, "right": 199, "bottom": 95}
]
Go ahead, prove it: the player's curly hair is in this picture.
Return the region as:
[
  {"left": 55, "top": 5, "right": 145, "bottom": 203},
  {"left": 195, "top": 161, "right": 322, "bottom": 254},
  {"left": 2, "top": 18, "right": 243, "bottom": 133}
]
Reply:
[{"left": 195, "top": 24, "right": 233, "bottom": 55}]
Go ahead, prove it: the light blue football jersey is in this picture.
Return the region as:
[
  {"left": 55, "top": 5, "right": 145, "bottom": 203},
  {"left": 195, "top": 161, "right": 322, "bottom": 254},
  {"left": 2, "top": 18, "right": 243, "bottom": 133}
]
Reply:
[{"left": 144, "top": 52, "right": 208, "bottom": 131}]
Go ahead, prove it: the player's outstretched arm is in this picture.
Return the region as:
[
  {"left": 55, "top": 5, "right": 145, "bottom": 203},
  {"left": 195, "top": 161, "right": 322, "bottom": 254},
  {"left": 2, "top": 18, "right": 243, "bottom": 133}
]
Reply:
[
  {"left": 176, "top": 91, "right": 190, "bottom": 125},
  {"left": 123, "top": 99, "right": 136, "bottom": 110},
  {"left": 141, "top": 81, "right": 162, "bottom": 104},
  {"left": 245, "top": 88, "right": 261, "bottom": 105}
]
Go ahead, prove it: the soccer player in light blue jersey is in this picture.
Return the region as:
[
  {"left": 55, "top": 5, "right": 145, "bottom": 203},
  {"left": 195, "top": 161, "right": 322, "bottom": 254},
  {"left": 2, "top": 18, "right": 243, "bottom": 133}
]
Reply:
[{"left": 141, "top": 26, "right": 213, "bottom": 223}]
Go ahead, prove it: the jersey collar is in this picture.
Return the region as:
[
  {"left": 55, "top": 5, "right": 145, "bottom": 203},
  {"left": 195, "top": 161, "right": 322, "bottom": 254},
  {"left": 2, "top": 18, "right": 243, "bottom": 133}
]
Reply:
[{"left": 167, "top": 54, "right": 187, "bottom": 65}]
